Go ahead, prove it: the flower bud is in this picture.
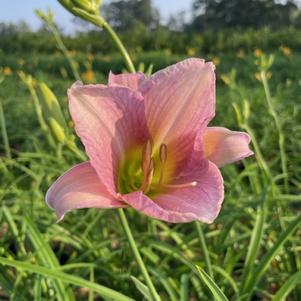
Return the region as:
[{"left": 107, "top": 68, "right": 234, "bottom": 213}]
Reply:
[
  {"left": 35, "top": 9, "right": 54, "bottom": 23},
  {"left": 39, "top": 82, "right": 68, "bottom": 131},
  {"left": 58, "top": 0, "right": 102, "bottom": 16},
  {"left": 72, "top": 0, "right": 102, "bottom": 14},
  {"left": 49, "top": 118, "right": 66, "bottom": 144}
]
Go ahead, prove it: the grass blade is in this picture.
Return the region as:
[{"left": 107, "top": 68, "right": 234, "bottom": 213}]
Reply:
[
  {"left": 34, "top": 275, "right": 42, "bottom": 301},
  {"left": 272, "top": 270, "right": 301, "bottom": 301},
  {"left": 243, "top": 214, "right": 301, "bottom": 297},
  {"left": 212, "top": 266, "right": 238, "bottom": 294},
  {"left": 180, "top": 274, "right": 189, "bottom": 301},
  {"left": 195, "top": 222, "right": 214, "bottom": 279},
  {"left": 24, "top": 215, "right": 75, "bottom": 301},
  {"left": 0, "top": 257, "right": 134, "bottom": 301},
  {"left": 240, "top": 192, "right": 267, "bottom": 292},
  {"left": 2, "top": 206, "right": 27, "bottom": 256},
  {"left": 196, "top": 266, "right": 229, "bottom": 301},
  {"left": 150, "top": 268, "right": 178, "bottom": 301},
  {"left": 131, "top": 276, "right": 152, "bottom": 300},
  {"left": 0, "top": 98, "right": 11, "bottom": 159}
]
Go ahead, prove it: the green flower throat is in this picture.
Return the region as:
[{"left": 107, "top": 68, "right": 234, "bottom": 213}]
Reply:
[{"left": 118, "top": 140, "right": 197, "bottom": 197}]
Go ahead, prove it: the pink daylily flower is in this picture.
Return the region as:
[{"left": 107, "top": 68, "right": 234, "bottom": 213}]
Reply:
[{"left": 46, "top": 58, "right": 253, "bottom": 223}]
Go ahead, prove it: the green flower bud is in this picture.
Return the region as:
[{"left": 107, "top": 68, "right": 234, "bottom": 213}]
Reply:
[
  {"left": 39, "top": 82, "right": 68, "bottom": 132},
  {"left": 49, "top": 118, "right": 66, "bottom": 144}
]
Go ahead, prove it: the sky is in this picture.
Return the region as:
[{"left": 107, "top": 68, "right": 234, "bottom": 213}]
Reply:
[{"left": 0, "top": 0, "right": 193, "bottom": 33}]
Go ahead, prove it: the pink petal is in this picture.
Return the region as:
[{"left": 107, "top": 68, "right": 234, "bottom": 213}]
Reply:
[
  {"left": 141, "top": 58, "right": 216, "bottom": 155},
  {"left": 122, "top": 159, "right": 224, "bottom": 223},
  {"left": 108, "top": 72, "right": 147, "bottom": 90},
  {"left": 68, "top": 82, "right": 149, "bottom": 195},
  {"left": 203, "top": 127, "right": 254, "bottom": 167},
  {"left": 46, "top": 162, "right": 126, "bottom": 221}
]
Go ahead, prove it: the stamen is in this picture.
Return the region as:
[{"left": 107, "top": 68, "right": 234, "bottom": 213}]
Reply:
[
  {"left": 140, "top": 140, "right": 154, "bottom": 192},
  {"left": 164, "top": 181, "right": 197, "bottom": 189},
  {"left": 141, "top": 140, "right": 152, "bottom": 175},
  {"left": 143, "top": 159, "right": 154, "bottom": 194},
  {"left": 159, "top": 143, "right": 167, "bottom": 162},
  {"left": 158, "top": 143, "right": 167, "bottom": 187}
]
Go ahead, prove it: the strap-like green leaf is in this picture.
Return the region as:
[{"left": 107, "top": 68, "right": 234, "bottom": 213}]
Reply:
[{"left": 196, "top": 266, "right": 230, "bottom": 301}]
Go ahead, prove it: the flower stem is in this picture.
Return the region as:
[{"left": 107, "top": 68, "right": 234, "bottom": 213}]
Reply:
[
  {"left": 58, "top": 2, "right": 136, "bottom": 72},
  {"left": 195, "top": 222, "right": 214, "bottom": 279},
  {"left": 83, "top": 15, "right": 136, "bottom": 73},
  {"left": 260, "top": 71, "right": 288, "bottom": 192},
  {"left": 117, "top": 208, "right": 161, "bottom": 301},
  {"left": 0, "top": 98, "right": 11, "bottom": 159},
  {"left": 49, "top": 22, "right": 81, "bottom": 81},
  {"left": 102, "top": 21, "right": 136, "bottom": 73}
]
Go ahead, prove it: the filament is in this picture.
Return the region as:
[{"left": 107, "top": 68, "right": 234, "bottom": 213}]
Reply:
[{"left": 164, "top": 181, "right": 197, "bottom": 189}]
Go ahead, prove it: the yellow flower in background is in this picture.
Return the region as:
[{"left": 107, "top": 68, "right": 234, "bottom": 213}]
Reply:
[
  {"left": 82, "top": 70, "right": 96, "bottom": 83},
  {"left": 236, "top": 48, "right": 245, "bottom": 58},
  {"left": 254, "top": 48, "right": 263, "bottom": 58},
  {"left": 2, "top": 67, "right": 12, "bottom": 76},
  {"left": 212, "top": 57, "right": 220, "bottom": 66},
  {"left": 187, "top": 47, "right": 196, "bottom": 56},
  {"left": 280, "top": 45, "right": 292, "bottom": 56}
]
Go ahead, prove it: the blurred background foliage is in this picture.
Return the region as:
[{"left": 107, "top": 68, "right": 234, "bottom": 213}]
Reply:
[
  {"left": 0, "top": 0, "right": 301, "bottom": 300},
  {"left": 1, "top": 0, "right": 301, "bottom": 55}
]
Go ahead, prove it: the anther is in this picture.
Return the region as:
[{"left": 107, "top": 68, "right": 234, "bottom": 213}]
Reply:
[
  {"left": 143, "top": 159, "right": 154, "bottom": 194},
  {"left": 158, "top": 143, "right": 167, "bottom": 187},
  {"left": 141, "top": 140, "right": 152, "bottom": 175},
  {"left": 159, "top": 144, "right": 167, "bottom": 163},
  {"left": 140, "top": 140, "right": 154, "bottom": 192}
]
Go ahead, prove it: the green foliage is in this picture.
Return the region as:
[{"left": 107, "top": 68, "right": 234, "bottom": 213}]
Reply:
[
  {"left": 191, "top": 0, "right": 301, "bottom": 30},
  {"left": 0, "top": 49, "right": 300, "bottom": 299},
  {"left": 0, "top": 5, "right": 301, "bottom": 298},
  {"left": 196, "top": 267, "right": 230, "bottom": 301},
  {"left": 1, "top": 22, "right": 301, "bottom": 54},
  {"left": 103, "top": 0, "right": 159, "bottom": 31}
]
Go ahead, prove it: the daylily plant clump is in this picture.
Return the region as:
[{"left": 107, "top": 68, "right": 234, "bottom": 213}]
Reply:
[{"left": 46, "top": 58, "right": 253, "bottom": 223}]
